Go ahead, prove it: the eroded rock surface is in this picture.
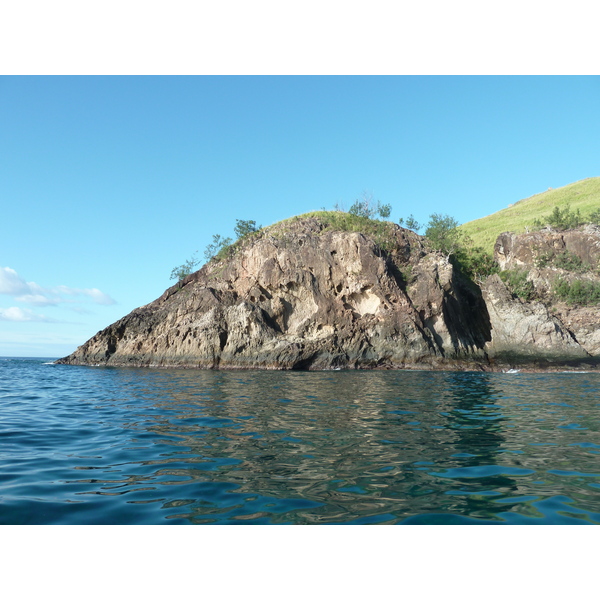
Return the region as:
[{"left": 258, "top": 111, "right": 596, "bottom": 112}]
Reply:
[
  {"left": 57, "top": 218, "right": 600, "bottom": 371},
  {"left": 58, "top": 217, "right": 491, "bottom": 370},
  {"left": 493, "top": 227, "right": 600, "bottom": 363},
  {"left": 481, "top": 275, "right": 589, "bottom": 365},
  {"left": 495, "top": 225, "right": 600, "bottom": 271}
]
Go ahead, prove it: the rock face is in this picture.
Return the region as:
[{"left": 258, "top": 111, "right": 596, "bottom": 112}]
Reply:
[
  {"left": 57, "top": 217, "right": 492, "bottom": 370},
  {"left": 495, "top": 225, "right": 600, "bottom": 271},
  {"left": 57, "top": 217, "right": 600, "bottom": 371},
  {"left": 481, "top": 275, "right": 588, "bottom": 364},
  {"left": 488, "top": 226, "right": 600, "bottom": 366}
]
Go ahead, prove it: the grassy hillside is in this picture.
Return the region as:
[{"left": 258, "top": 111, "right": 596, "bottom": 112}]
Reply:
[{"left": 459, "top": 177, "right": 600, "bottom": 252}]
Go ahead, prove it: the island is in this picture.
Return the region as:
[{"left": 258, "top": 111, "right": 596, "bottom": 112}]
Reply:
[{"left": 57, "top": 179, "right": 600, "bottom": 371}]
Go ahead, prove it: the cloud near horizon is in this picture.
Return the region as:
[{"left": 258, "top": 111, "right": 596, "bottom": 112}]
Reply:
[
  {"left": 0, "top": 306, "right": 58, "bottom": 322},
  {"left": 0, "top": 266, "right": 116, "bottom": 307}
]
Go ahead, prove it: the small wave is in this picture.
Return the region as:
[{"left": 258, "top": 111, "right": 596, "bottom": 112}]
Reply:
[{"left": 504, "top": 369, "right": 521, "bottom": 374}]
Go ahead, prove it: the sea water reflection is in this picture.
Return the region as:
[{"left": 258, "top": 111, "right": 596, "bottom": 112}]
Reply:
[{"left": 2, "top": 361, "right": 600, "bottom": 524}]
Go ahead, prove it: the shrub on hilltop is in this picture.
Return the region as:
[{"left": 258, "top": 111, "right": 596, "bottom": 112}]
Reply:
[
  {"left": 347, "top": 192, "right": 392, "bottom": 220},
  {"left": 169, "top": 199, "right": 502, "bottom": 287},
  {"left": 532, "top": 204, "right": 583, "bottom": 230}
]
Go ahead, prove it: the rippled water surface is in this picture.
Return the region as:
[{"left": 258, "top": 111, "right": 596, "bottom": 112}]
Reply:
[{"left": 2, "top": 357, "right": 600, "bottom": 524}]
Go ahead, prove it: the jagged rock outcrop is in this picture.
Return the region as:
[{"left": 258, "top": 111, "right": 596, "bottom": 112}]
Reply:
[
  {"left": 490, "top": 226, "right": 600, "bottom": 365},
  {"left": 495, "top": 225, "right": 600, "bottom": 271},
  {"left": 481, "top": 274, "right": 589, "bottom": 364},
  {"left": 57, "top": 217, "right": 492, "bottom": 370},
  {"left": 57, "top": 217, "right": 600, "bottom": 371}
]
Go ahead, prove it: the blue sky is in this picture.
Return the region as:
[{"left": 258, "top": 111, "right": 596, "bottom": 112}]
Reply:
[{"left": 1, "top": 75, "right": 599, "bottom": 357}]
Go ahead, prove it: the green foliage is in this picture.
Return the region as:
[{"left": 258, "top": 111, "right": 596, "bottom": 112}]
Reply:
[
  {"left": 399, "top": 264, "right": 414, "bottom": 285},
  {"left": 499, "top": 269, "right": 535, "bottom": 301},
  {"left": 204, "top": 234, "right": 233, "bottom": 262},
  {"left": 424, "top": 213, "right": 463, "bottom": 256},
  {"left": 234, "top": 219, "right": 261, "bottom": 239},
  {"left": 398, "top": 214, "right": 422, "bottom": 232},
  {"left": 421, "top": 213, "right": 501, "bottom": 282},
  {"left": 378, "top": 203, "right": 392, "bottom": 219},
  {"left": 453, "top": 245, "right": 499, "bottom": 281},
  {"left": 554, "top": 277, "right": 600, "bottom": 305},
  {"left": 532, "top": 204, "right": 583, "bottom": 230},
  {"left": 347, "top": 193, "right": 392, "bottom": 220},
  {"left": 534, "top": 251, "right": 553, "bottom": 269},
  {"left": 588, "top": 209, "right": 600, "bottom": 224},
  {"left": 170, "top": 252, "right": 200, "bottom": 282},
  {"left": 459, "top": 178, "right": 600, "bottom": 253},
  {"left": 288, "top": 210, "right": 396, "bottom": 253},
  {"left": 535, "top": 249, "right": 588, "bottom": 273},
  {"left": 348, "top": 200, "right": 375, "bottom": 218},
  {"left": 554, "top": 250, "right": 586, "bottom": 273}
]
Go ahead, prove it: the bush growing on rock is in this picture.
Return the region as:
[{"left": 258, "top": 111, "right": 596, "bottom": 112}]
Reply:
[
  {"left": 347, "top": 192, "right": 392, "bottom": 220},
  {"left": 452, "top": 244, "right": 499, "bottom": 282},
  {"left": 204, "top": 234, "right": 233, "bottom": 262},
  {"left": 170, "top": 252, "right": 200, "bottom": 281},
  {"left": 554, "top": 277, "right": 600, "bottom": 305},
  {"left": 533, "top": 204, "right": 583, "bottom": 230},
  {"left": 553, "top": 250, "right": 586, "bottom": 273},
  {"left": 535, "top": 249, "right": 588, "bottom": 273},
  {"left": 499, "top": 269, "right": 535, "bottom": 301},
  {"left": 398, "top": 214, "right": 422, "bottom": 232},
  {"left": 234, "top": 219, "right": 261, "bottom": 239},
  {"left": 377, "top": 203, "right": 392, "bottom": 219},
  {"left": 588, "top": 209, "right": 600, "bottom": 225},
  {"left": 394, "top": 211, "right": 498, "bottom": 282},
  {"left": 424, "top": 213, "right": 464, "bottom": 257}
]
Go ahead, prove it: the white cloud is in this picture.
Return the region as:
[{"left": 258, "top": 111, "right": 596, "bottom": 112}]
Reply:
[
  {"left": 56, "top": 285, "right": 116, "bottom": 305},
  {"left": 14, "top": 294, "right": 59, "bottom": 307},
  {"left": 0, "top": 307, "right": 57, "bottom": 322},
  {"left": 0, "top": 267, "right": 30, "bottom": 296},
  {"left": 83, "top": 288, "right": 115, "bottom": 305},
  {"left": 0, "top": 266, "right": 116, "bottom": 307}
]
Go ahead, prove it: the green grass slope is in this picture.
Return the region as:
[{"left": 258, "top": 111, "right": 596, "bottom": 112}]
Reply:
[{"left": 459, "top": 177, "right": 600, "bottom": 252}]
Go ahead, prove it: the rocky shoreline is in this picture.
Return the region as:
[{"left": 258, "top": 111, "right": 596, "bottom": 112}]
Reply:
[{"left": 56, "top": 217, "right": 600, "bottom": 372}]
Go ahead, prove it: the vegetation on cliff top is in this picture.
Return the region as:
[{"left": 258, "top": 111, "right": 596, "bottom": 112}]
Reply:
[
  {"left": 170, "top": 192, "right": 498, "bottom": 285},
  {"left": 170, "top": 179, "right": 600, "bottom": 294},
  {"left": 277, "top": 210, "right": 397, "bottom": 251},
  {"left": 459, "top": 177, "right": 600, "bottom": 252},
  {"left": 170, "top": 219, "right": 262, "bottom": 281}
]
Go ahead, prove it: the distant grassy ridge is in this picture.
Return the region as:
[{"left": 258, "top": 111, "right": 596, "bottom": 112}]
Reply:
[{"left": 459, "top": 177, "right": 600, "bottom": 252}]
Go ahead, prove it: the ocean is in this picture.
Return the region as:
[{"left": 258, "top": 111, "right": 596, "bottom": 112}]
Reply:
[{"left": 1, "top": 356, "right": 599, "bottom": 524}]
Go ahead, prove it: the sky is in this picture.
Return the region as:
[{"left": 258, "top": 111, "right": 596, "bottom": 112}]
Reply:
[
  {"left": 1, "top": 75, "right": 599, "bottom": 357},
  {"left": 1, "top": 3, "right": 597, "bottom": 588}
]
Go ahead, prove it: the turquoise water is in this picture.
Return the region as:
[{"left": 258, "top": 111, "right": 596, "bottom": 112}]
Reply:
[{"left": 1, "top": 357, "right": 600, "bottom": 524}]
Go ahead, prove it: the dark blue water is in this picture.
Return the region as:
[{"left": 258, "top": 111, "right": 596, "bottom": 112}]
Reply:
[{"left": 1, "top": 357, "right": 600, "bottom": 524}]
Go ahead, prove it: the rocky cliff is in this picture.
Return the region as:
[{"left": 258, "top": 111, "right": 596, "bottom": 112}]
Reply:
[
  {"left": 490, "top": 225, "right": 600, "bottom": 363},
  {"left": 57, "top": 216, "right": 600, "bottom": 371}
]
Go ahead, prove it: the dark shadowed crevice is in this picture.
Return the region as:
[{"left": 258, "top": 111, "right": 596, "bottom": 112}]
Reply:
[
  {"left": 292, "top": 353, "right": 317, "bottom": 370},
  {"left": 218, "top": 330, "right": 228, "bottom": 351}
]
